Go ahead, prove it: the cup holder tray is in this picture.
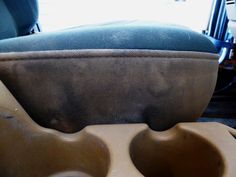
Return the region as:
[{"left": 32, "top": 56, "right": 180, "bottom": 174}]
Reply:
[{"left": 0, "top": 82, "right": 236, "bottom": 177}]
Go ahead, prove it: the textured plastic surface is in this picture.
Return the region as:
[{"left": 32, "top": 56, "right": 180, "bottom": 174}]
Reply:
[{"left": 0, "top": 81, "right": 235, "bottom": 177}]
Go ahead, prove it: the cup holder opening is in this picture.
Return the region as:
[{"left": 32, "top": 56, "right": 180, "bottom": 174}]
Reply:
[
  {"left": 130, "top": 129, "right": 225, "bottom": 177},
  {"left": 0, "top": 131, "right": 110, "bottom": 177}
]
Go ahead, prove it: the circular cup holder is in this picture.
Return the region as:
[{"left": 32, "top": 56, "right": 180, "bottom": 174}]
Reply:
[
  {"left": 0, "top": 131, "right": 110, "bottom": 177},
  {"left": 130, "top": 128, "right": 225, "bottom": 177}
]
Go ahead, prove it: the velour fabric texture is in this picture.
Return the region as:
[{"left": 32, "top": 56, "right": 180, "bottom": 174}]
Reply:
[
  {"left": 0, "top": 21, "right": 217, "bottom": 53},
  {"left": 0, "top": 0, "right": 17, "bottom": 40},
  {"left": 0, "top": 0, "right": 38, "bottom": 40},
  {"left": 0, "top": 50, "right": 219, "bottom": 133}
]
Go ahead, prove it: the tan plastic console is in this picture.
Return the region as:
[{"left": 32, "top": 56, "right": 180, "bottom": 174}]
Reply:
[{"left": 0, "top": 81, "right": 236, "bottom": 177}]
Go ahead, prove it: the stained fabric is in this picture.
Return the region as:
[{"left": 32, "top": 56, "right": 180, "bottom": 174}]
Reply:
[{"left": 0, "top": 50, "right": 218, "bottom": 132}]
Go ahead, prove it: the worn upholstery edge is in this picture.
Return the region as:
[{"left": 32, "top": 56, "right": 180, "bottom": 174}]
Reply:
[{"left": 0, "top": 49, "right": 219, "bottom": 61}]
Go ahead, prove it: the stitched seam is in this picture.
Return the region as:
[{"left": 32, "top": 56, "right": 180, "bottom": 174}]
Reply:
[
  {"left": 0, "top": 50, "right": 219, "bottom": 61},
  {"left": 0, "top": 56, "right": 218, "bottom": 62}
]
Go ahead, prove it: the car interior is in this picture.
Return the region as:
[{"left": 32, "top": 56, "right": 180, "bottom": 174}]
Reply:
[{"left": 0, "top": 0, "right": 236, "bottom": 177}]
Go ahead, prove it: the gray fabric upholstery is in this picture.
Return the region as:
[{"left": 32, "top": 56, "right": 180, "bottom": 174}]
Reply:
[
  {"left": 0, "top": 0, "right": 17, "bottom": 40},
  {"left": 0, "top": 22, "right": 217, "bottom": 53},
  {"left": 0, "top": 0, "right": 38, "bottom": 40},
  {"left": 0, "top": 18, "right": 219, "bottom": 132}
]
